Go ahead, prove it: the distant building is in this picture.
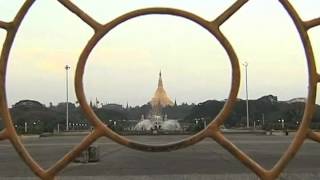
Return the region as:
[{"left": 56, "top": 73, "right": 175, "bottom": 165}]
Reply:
[
  {"left": 102, "top": 103, "right": 123, "bottom": 111},
  {"left": 13, "top": 100, "right": 45, "bottom": 110},
  {"left": 56, "top": 102, "right": 76, "bottom": 111},
  {"left": 286, "top": 98, "right": 306, "bottom": 104},
  {"left": 49, "top": 102, "right": 53, "bottom": 108},
  {"left": 257, "top": 95, "right": 278, "bottom": 104}
]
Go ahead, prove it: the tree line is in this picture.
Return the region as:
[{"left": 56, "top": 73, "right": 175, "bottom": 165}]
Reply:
[{"left": 1, "top": 95, "right": 319, "bottom": 134}]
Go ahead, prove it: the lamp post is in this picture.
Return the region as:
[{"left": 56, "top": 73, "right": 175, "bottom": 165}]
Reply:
[
  {"left": 242, "top": 62, "right": 249, "bottom": 128},
  {"left": 202, "top": 118, "right": 207, "bottom": 128},
  {"left": 24, "top": 122, "right": 27, "bottom": 134},
  {"left": 65, "top": 65, "right": 70, "bottom": 131},
  {"left": 195, "top": 119, "right": 199, "bottom": 130}
]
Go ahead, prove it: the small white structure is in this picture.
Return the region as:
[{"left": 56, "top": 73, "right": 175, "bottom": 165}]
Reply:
[
  {"left": 134, "top": 115, "right": 181, "bottom": 131},
  {"left": 134, "top": 119, "right": 153, "bottom": 131},
  {"left": 162, "top": 120, "right": 181, "bottom": 131}
]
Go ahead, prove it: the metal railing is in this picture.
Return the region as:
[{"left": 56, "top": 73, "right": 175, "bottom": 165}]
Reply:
[{"left": 0, "top": 1, "right": 319, "bottom": 179}]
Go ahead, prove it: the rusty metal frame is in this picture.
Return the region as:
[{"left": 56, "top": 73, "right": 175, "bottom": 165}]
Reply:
[{"left": 0, "top": 0, "right": 319, "bottom": 179}]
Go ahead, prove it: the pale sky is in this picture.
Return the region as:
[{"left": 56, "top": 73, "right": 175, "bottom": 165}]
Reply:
[{"left": 0, "top": 0, "right": 319, "bottom": 107}]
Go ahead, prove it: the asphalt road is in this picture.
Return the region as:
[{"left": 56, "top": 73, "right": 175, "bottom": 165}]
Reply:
[{"left": 0, "top": 134, "right": 320, "bottom": 179}]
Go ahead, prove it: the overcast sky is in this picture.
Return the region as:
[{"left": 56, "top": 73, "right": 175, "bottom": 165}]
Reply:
[{"left": 0, "top": 0, "right": 319, "bottom": 107}]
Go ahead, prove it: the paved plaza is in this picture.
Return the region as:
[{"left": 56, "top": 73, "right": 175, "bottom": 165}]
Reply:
[{"left": 0, "top": 134, "right": 320, "bottom": 179}]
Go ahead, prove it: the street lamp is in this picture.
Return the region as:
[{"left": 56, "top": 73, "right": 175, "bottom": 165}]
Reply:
[
  {"left": 65, "top": 65, "right": 70, "bottom": 131},
  {"left": 113, "top": 121, "right": 117, "bottom": 131},
  {"left": 242, "top": 62, "right": 249, "bottom": 128},
  {"left": 278, "top": 119, "right": 284, "bottom": 130}
]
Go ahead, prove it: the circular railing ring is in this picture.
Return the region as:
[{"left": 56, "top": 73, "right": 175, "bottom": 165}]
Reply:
[{"left": 74, "top": 8, "right": 241, "bottom": 151}]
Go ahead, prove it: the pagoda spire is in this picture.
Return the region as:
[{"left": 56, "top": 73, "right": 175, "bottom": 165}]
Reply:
[{"left": 158, "top": 70, "right": 163, "bottom": 88}]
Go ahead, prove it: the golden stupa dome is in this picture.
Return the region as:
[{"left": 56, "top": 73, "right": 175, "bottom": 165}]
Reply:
[{"left": 150, "top": 71, "right": 174, "bottom": 108}]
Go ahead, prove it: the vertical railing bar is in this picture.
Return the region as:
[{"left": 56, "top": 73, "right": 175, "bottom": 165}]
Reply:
[
  {"left": 57, "top": 0, "right": 102, "bottom": 31},
  {"left": 212, "top": 0, "right": 249, "bottom": 26}
]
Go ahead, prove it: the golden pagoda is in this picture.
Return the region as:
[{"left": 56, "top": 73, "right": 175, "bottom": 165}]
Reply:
[{"left": 150, "top": 71, "right": 174, "bottom": 109}]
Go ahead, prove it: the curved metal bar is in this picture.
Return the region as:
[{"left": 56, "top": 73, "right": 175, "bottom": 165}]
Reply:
[
  {"left": 209, "top": 29, "right": 240, "bottom": 128},
  {"left": 8, "top": 129, "right": 45, "bottom": 178},
  {"left": 269, "top": 0, "right": 318, "bottom": 179},
  {"left": 305, "top": 17, "right": 320, "bottom": 29},
  {"left": 213, "top": 0, "right": 249, "bottom": 26},
  {"left": 0, "top": 21, "right": 11, "bottom": 30},
  {"left": 45, "top": 129, "right": 103, "bottom": 179},
  {"left": 75, "top": 7, "right": 240, "bottom": 151},
  {"left": 211, "top": 131, "right": 268, "bottom": 178},
  {"left": 0, "top": 129, "right": 8, "bottom": 140},
  {"left": 0, "top": 0, "right": 46, "bottom": 178},
  {"left": 57, "top": 0, "right": 102, "bottom": 31},
  {"left": 101, "top": 124, "right": 208, "bottom": 152},
  {"left": 307, "top": 131, "right": 320, "bottom": 143}
]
